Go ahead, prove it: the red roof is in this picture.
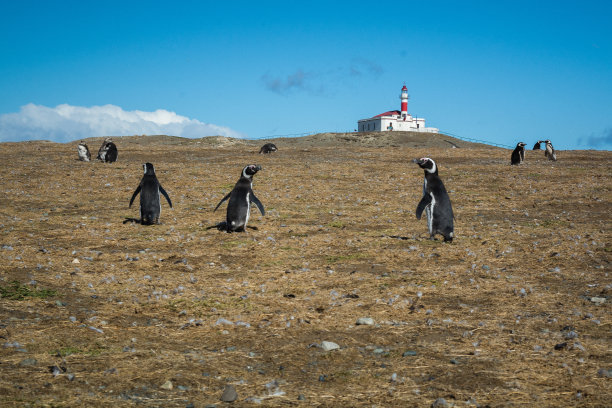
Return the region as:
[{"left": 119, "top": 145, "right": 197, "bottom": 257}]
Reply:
[{"left": 373, "top": 110, "right": 401, "bottom": 118}]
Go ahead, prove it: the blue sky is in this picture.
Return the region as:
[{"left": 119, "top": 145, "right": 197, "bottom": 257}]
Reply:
[{"left": 1, "top": 0, "right": 610, "bottom": 149}]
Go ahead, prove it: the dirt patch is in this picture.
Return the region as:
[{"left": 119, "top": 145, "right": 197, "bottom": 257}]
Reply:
[{"left": 0, "top": 135, "right": 610, "bottom": 407}]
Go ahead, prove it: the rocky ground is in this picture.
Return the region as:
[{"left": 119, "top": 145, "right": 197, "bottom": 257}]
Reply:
[{"left": 0, "top": 132, "right": 610, "bottom": 407}]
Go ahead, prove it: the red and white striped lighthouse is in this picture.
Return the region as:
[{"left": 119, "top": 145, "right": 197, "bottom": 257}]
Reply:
[
  {"left": 400, "top": 85, "right": 409, "bottom": 120},
  {"left": 400, "top": 85, "right": 409, "bottom": 119}
]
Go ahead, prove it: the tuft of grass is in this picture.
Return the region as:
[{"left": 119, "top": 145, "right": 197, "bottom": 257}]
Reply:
[
  {"left": 325, "top": 253, "right": 367, "bottom": 264},
  {"left": 0, "top": 281, "right": 56, "bottom": 300},
  {"left": 328, "top": 221, "right": 346, "bottom": 228},
  {"left": 52, "top": 346, "right": 83, "bottom": 357}
]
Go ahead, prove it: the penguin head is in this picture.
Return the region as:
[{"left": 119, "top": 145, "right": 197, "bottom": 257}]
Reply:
[
  {"left": 242, "top": 164, "right": 262, "bottom": 179},
  {"left": 413, "top": 157, "right": 437, "bottom": 174},
  {"left": 543, "top": 139, "right": 551, "bottom": 144},
  {"left": 517, "top": 142, "right": 526, "bottom": 148},
  {"left": 143, "top": 162, "right": 155, "bottom": 175}
]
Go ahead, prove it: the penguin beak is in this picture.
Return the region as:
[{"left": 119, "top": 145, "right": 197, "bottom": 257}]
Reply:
[{"left": 255, "top": 165, "right": 262, "bottom": 171}]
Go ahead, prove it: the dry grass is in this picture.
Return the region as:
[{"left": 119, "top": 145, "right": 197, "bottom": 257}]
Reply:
[{"left": 0, "top": 133, "right": 610, "bottom": 407}]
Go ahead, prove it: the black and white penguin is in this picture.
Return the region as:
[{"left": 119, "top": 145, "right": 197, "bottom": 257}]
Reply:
[
  {"left": 128, "top": 163, "right": 172, "bottom": 225},
  {"left": 259, "top": 143, "right": 278, "bottom": 154},
  {"left": 77, "top": 141, "right": 91, "bottom": 161},
  {"left": 533, "top": 141, "right": 542, "bottom": 150},
  {"left": 102, "top": 141, "right": 118, "bottom": 163},
  {"left": 413, "top": 157, "right": 454, "bottom": 242},
  {"left": 511, "top": 142, "right": 526, "bottom": 165},
  {"left": 96, "top": 138, "right": 112, "bottom": 161},
  {"left": 213, "top": 164, "right": 265, "bottom": 232},
  {"left": 543, "top": 140, "right": 556, "bottom": 161}
]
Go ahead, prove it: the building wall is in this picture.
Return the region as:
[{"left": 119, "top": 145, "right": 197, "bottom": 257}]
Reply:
[{"left": 357, "top": 116, "right": 438, "bottom": 133}]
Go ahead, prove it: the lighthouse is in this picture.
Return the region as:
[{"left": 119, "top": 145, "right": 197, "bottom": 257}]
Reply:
[
  {"left": 400, "top": 85, "right": 409, "bottom": 120},
  {"left": 357, "top": 84, "right": 438, "bottom": 133}
]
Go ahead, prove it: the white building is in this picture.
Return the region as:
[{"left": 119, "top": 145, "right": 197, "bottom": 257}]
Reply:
[{"left": 357, "top": 85, "right": 438, "bottom": 133}]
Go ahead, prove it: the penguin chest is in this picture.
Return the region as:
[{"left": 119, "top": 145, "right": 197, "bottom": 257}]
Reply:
[
  {"left": 227, "top": 190, "right": 251, "bottom": 228},
  {"left": 426, "top": 192, "right": 436, "bottom": 232}
]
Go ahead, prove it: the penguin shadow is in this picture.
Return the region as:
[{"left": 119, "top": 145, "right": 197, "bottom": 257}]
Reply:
[
  {"left": 122, "top": 217, "right": 166, "bottom": 225},
  {"left": 205, "top": 221, "right": 259, "bottom": 233},
  {"left": 380, "top": 234, "right": 455, "bottom": 243}
]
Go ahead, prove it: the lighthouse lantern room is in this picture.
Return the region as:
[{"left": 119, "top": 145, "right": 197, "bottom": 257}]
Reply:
[{"left": 357, "top": 85, "right": 438, "bottom": 133}]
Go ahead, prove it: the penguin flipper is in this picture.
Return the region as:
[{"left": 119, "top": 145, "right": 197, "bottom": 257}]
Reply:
[
  {"left": 129, "top": 185, "right": 142, "bottom": 208},
  {"left": 214, "top": 192, "right": 232, "bottom": 212},
  {"left": 415, "top": 195, "right": 431, "bottom": 220},
  {"left": 159, "top": 185, "right": 173, "bottom": 208},
  {"left": 251, "top": 193, "right": 265, "bottom": 216}
]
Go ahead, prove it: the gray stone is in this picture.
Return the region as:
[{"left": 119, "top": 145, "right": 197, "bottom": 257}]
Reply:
[
  {"left": 431, "top": 397, "right": 450, "bottom": 407},
  {"left": 356, "top": 317, "right": 375, "bottom": 326},
  {"left": 221, "top": 385, "right": 238, "bottom": 402},
  {"left": 19, "top": 358, "right": 37, "bottom": 366},
  {"left": 320, "top": 341, "right": 340, "bottom": 351},
  {"left": 160, "top": 380, "right": 173, "bottom": 390},
  {"left": 403, "top": 350, "right": 417, "bottom": 357},
  {"left": 590, "top": 297, "right": 606, "bottom": 305},
  {"left": 598, "top": 368, "right": 612, "bottom": 378}
]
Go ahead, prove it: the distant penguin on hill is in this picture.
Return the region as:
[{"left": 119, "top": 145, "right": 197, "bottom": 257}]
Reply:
[
  {"left": 128, "top": 163, "right": 172, "bottom": 225},
  {"left": 259, "top": 143, "right": 278, "bottom": 154},
  {"left": 97, "top": 138, "right": 112, "bottom": 161},
  {"left": 533, "top": 141, "right": 542, "bottom": 150},
  {"left": 413, "top": 157, "right": 454, "bottom": 242},
  {"left": 213, "top": 164, "right": 265, "bottom": 232},
  {"left": 102, "top": 141, "right": 118, "bottom": 163},
  {"left": 77, "top": 141, "right": 91, "bottom": 161},
  {"left": 543, "top": 140, "right": 557, "bottom": 161},
  {"left": 511, "top": 142, "right": 526, "bottom": 165}
]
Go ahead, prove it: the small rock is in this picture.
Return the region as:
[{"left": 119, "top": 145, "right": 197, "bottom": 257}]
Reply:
[
  {"left": 67, "top": 373, "right": 75, "bottom": 381},
  {"left": 403, "top": 350, "right": 417, "bottom": 357},
  {"left": 590, "top": 297, "right": 606, "bottom": 305},
  {"left": 215, "top": 318, "right": 234, "bottom": 326},
  {"left": 19, "top": 358, "right": 37, "bottom": 366},
  {"left": 320, "top": 341, "right": 340, "bottom": 351},
  {"left": 160, "top": 380, "right": 173, "bottom": 390},
  {"left": 356, "top": 317, "right": 375, "bottom": 326},
  {"left": 554, "top": 342, "right": 567, "bottom": 350},
  {"left": 565, "top": 331, "right": 578, "bottom": 339},
  {"left": 220, "top": 385, "right": 238, "bottom": 402},
  {"left": 297, "top": 394, "right": 306, "bottom": 400},
  {"left": 597, "top": 368, "right": 612, "bottom": 378},
  {"left": 431, "top": 397, "right": 449, "bottom": 407}
]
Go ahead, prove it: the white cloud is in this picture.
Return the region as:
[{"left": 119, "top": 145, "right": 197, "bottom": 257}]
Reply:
[{"left": 0, "top": 103, "right": 245, "bottom": 143}]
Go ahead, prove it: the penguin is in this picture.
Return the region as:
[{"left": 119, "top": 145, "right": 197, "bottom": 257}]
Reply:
[
  {"left": 213, "top": 164, "right": 265, "bottom": 232},
  {"left": 533, "top": 141, "right": 542, "bottom": 150},
  {"left": 413, "top": 157, "right": 454, "bottom": 242},
  {"left": 543, "top": 140, "right": 556, "bottom": 161},
  {"left": 103, "top": 141, "right": 118, "bottom": 163},
  {"left": 511, "top": 142, "right": 526, "bottom": 165},
  {"left": 77, "top": 141, "right": 91, "bottom": 161},
  {"left": 128, "top": 163, "right": 172, "bottom": 225},
  {"left": 96, "top": 138, "right": 112, "bottom": 161},
  {"left": 259, "top": 143, "right": 278, "bottom": 154}
]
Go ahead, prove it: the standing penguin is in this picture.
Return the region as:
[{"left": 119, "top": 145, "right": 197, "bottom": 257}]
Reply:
[
  {"left": 533, "top": 141, "right": 542, "bottom": 150},
  {"left": 128, "top": 163, "right": 172, "bottom": 225},
  {"left": 413, "top": 157, "right": 454, "bottom": 242},
  {"left": 77, "top": 141, "right": 91, "bottom": 161},
  {"left": 97, "top": 138, "right": 112, "bottom": 161},
  {"left": 543, "top": 140, "right": 557, "bottom": 161},
  {"left": 511, "top": 142, "right": 526, "bottom": 165},
  {"left": 103, "top": 141, "right": 118, "bottom": 163},
  {"left": 213, "top": 164, "right": 265, "bottom": 232}
]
